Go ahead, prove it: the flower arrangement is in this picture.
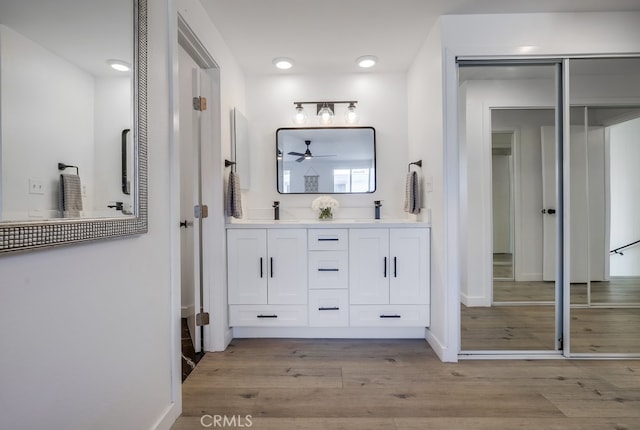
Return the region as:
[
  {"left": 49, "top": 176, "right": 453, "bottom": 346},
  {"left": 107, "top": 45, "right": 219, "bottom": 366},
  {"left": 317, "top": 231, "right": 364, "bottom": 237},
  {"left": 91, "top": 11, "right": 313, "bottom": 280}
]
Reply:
[{"left": 311, "top": 196, "right": 339, "bottom": 220}]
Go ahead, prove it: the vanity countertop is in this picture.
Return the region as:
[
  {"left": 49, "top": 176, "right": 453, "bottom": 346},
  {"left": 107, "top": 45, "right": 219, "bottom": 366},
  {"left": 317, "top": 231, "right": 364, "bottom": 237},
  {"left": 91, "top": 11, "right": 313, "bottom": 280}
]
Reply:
[{"left": 225, "top": 219, "right": 430, "bottom": 229}]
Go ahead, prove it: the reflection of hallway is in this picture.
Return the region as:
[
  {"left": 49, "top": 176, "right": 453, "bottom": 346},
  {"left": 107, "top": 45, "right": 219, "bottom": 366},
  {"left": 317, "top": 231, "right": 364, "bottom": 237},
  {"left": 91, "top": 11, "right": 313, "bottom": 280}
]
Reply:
[
  {"left": 461, "top": 304, "right": 640, "bottom": 353},
  {"left": 462, "top": 277, "right": 640, "bottom": 352},
  {"left": 493, "top": 253, "right": 513, "bottom": 279}
]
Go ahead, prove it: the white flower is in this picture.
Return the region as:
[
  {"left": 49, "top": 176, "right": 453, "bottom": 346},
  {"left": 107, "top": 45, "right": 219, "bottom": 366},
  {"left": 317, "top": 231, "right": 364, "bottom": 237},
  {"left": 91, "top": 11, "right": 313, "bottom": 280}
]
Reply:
[{"left": 311, "top": 196, "right": 339, "bottom": 211}]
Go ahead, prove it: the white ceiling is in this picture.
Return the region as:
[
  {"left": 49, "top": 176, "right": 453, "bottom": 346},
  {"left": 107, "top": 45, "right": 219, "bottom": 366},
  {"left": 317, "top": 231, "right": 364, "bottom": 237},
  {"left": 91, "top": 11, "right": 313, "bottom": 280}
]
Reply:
[{"left": 200, "top": 0, "right": 640, "bottom": 75}]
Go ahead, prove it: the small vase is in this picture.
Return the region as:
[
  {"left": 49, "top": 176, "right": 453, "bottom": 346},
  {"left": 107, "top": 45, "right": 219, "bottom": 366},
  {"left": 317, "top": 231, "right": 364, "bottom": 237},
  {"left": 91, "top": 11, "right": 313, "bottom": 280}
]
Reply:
[{"left": 318, "top": 208, "right": 333, "bottom": 220}]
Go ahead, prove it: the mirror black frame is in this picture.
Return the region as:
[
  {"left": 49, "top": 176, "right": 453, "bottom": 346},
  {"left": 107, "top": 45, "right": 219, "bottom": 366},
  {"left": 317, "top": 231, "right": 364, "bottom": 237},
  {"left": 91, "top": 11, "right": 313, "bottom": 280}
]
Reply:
[
  {"left": 276, "top": 126, "right": 376, "bottom": 194},
  {"left": 0, "top": 0, "right": 148, "bottom": 254}
]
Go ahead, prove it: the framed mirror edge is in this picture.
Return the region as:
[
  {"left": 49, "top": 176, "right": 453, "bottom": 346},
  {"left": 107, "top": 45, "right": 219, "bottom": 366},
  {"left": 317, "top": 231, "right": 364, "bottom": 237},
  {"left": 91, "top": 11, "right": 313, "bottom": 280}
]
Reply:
[
  {"left": 275, "top": 126, "right": 377, "bottom": 195},
  {"left": 0, "top": 0, "right": 148, "bottom": 255}
]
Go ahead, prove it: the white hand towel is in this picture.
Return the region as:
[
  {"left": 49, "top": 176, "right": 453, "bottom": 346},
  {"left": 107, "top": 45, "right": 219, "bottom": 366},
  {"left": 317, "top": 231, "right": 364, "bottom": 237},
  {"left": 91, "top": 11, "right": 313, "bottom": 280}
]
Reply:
[{"left": 59, "top": 174, "right": 83, "bottom": 218}]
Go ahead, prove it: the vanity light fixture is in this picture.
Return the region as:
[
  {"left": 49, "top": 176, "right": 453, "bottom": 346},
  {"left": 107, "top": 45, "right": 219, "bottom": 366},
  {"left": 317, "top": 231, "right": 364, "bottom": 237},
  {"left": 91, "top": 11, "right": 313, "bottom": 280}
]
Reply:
[
  {"left": 292, "top": 101, "right": 358, "bottom": 126},
  {"left": 107, "top": 59, "right": 131, "bottom": 72},
  {"left": 356, "top": 55, "right": 377, "bottom": 68},
  {"left": 272, "top": 57, "right": 294, "bottom": 70}
]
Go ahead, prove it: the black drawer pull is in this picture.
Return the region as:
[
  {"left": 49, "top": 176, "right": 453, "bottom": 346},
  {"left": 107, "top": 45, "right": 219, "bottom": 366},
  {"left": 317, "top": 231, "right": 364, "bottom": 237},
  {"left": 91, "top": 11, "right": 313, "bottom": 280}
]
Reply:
[
  {"left": 318, "top": 268, "right": 339, "bottom": 272},
  {"left": 318, "top": 307, "right": 340, "bottom": 311},
  {"left": 259, "top": 257, "right": 263, "bottom": 278},
  {"left": 384, "top": 257, "right": 387, "bottom": 278},
  {"left": 257, "top": 314, "right": 278, "bottom": 318},
  {"left": 318, "top": 238, "right": 339, "bottom": 241},
  {"left": 379, "top": 314, "right": 401, "bottom": 319},
  {"left": 394, "top": 257, "right": 397, "bottom": 278}
]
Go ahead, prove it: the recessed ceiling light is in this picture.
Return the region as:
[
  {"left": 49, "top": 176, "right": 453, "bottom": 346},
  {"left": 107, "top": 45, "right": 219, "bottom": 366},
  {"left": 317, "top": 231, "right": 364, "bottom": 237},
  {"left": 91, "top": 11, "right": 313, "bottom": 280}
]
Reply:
[
  {"left": 356, "top": 55, "right": 378, "bottom": 69},
  {"left": 107, "top": 59, "right": 131, "bottom": 72},
  {"left": 272, "top": 57, "right": 294, "bottom": 70}
]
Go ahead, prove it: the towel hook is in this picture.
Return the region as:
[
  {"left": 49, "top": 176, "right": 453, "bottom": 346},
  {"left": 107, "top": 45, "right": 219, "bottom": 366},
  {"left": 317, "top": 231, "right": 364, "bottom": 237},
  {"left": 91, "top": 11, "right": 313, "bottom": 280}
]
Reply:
[
  {"left": 58, "top": 162, "right": 79, "bottom": 175},
  {"left": 224, "top": 159, "right": 236, "bottom": 172},
  {"left": 408, "top": 160, "right": 422, "bottom": 172}
]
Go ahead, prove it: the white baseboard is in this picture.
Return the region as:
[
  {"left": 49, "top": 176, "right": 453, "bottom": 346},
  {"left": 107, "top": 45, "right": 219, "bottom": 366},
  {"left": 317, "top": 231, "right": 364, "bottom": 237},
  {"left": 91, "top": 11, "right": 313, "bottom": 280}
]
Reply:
[
  {"left": 151, "top": 402, "right": 178, "bottom": 430},
  {"left": 232, "top": 326, "right": 427, "bottom": 339},
  {"left": 425, "top": 328, "right": 456, "bottom": 362},
  {"left": 460, "top": 292, "right": 491, "bottom": 307},
  {"left": 181, "top": 304, "right": 194, "bottom": 319},
  {"left": 515, "top": 273, "right": 542, "bottom": 282}
]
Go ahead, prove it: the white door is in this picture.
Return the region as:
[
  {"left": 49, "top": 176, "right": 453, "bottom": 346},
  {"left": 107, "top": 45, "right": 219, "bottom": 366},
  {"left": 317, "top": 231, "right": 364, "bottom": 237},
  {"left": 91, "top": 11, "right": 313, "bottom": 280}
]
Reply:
[
  {"left": 542, "top": 125, "right": 606, "bottom": 282},
  {"left": 541, "top": 126, "right": 558, "bottom": 282},
  {"left": 179, "top": 46, "right": 203, "bottom": 352},
  {"left": 267, "top": 229, "right": 307, "bottom": 305},
  {"left": 349, "top": 229, "right": 389, "bottom": 304},
  {"left": 227, "top": 229, "right": 268, "bottom": 304},
  {"left": 389, "top": 228, "right": 430, "bottom": 305}
]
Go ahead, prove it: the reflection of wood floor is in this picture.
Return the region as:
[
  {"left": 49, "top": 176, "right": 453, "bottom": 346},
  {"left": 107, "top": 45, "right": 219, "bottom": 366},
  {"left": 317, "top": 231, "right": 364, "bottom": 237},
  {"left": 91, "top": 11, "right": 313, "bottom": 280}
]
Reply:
[
  {"left": 493, "top": 253, "right": 513, "bottom": 279},
  {"left": 172, "top": 338, "right": 640, "bottom": 430},
  {"left": 463, "top": 278, "right": 640, "bottom": 353}
]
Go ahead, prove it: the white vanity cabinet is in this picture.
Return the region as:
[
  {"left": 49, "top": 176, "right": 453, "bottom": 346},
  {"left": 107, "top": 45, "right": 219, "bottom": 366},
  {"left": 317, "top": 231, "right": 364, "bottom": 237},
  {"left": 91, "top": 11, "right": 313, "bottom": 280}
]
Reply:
[
  {"left": 349, "top": 228, "right": 430, "bottom": 326},
  {"left": 227, "top": 229, "right": 307, "bottom": 326},
  {"left": 226, "top": 223, "right": 430, "bottom": 333}
]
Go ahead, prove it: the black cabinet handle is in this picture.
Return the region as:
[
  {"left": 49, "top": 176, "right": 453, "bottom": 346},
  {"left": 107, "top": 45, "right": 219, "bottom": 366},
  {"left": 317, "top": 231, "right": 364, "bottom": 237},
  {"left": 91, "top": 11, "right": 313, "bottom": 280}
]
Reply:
[
  {"left": 384, "top": 257, "right": 387, "bottom": 278},
  {"left": 318, "top": 307, "right": 340, "bottom": 311},
  {"left": 394, "top": 257, "right": 397, "bottom": 278},
  {"left": 380, "top": 314, "right": 401, "bottom": 319},
  {"left": 318, "top": 238, "right": 339, "bottom": 241},
  {"left": 260, "top": 257, "right": 263, "bottom": 278},
  {"left": 270, "top": 257, "right": 273, "bottom": 278},
  {"left": 257, "top": 314, "right": 278, "bottom": 318},
  {"left": 318, "top": 268, "right": 339, "bottom": 272}
]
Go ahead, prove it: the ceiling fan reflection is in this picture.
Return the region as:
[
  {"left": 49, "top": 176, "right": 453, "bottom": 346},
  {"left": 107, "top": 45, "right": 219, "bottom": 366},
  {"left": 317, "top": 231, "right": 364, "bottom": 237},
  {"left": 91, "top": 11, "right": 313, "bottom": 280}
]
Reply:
[{"left": 287, "top": 140, "right": 336, "bottom": 162}]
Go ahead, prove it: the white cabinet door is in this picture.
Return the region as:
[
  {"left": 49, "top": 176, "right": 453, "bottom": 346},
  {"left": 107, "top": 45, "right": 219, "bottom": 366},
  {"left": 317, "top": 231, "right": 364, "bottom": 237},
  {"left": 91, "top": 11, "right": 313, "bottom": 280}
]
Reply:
[
  {"left": 227, "top": 229, "right": 268, "bottom": 304},
  {"left": 390, "top": 228, "right": 430, "bottom": 305},
  {"left": 267, "top": 229, "right": 307, "bottom": 304},
  {"left": 349, "top": 229, "right": 389, "bottom": 304}
]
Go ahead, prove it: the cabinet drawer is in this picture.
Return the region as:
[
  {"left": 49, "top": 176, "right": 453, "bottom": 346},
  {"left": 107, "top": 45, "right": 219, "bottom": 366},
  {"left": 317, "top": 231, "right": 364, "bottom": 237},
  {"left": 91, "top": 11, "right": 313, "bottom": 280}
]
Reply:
[
  {"left": 308, "top": 229, "right": 348, "bottom": 251},
  {"left": 308, "top": 250, "right": 348, "bottom": 289},
  {"left": 349, "top": 305, "right": 430, "bottom": 327},
  {"left": 309, "top": 290, "right": 349, "bottom": 327},
  {"left": 229, "top": 305, "right": 308, "bottom": 327}
]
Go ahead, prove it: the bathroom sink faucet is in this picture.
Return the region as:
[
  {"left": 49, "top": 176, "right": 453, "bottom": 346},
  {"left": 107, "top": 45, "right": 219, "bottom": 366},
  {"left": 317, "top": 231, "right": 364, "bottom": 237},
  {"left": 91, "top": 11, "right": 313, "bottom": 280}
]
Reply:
[
  {"left": 374, "top": 200, "right": 382, "bottom": 219},
  {"left": 273, "top": 201, "right": 280, "bottom": 220}
]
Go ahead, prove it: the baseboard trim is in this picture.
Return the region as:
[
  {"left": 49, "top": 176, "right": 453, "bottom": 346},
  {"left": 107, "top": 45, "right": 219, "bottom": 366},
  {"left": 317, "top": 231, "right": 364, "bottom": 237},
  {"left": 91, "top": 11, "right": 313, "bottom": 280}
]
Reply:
[
  {"left": 460, "top": 292, "right": 491, "bottom": 307},
  {"left": 151, "top": 402, "right": 178, "bottom": 430},
  {"left": 232, "top": 326, "right": 427, "bottom": 339},
  {"left": 425, "top": 328, "right": 456, "bottom": 362},
  {"left": 181, "top": 304, "right": 194, "bottom": 319}
]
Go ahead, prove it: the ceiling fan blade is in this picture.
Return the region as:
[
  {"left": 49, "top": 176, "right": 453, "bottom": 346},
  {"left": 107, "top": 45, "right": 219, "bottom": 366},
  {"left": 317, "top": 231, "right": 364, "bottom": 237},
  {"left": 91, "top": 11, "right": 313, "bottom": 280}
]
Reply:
[
  {"left": 310, "top": 154, "right": 336, "bottom": 157},
  {"left": 288, "top": 151, "right": 305, "bottom": 156},
  {"left": 295, "top": 156, "right": 306, "bottom": 162}
]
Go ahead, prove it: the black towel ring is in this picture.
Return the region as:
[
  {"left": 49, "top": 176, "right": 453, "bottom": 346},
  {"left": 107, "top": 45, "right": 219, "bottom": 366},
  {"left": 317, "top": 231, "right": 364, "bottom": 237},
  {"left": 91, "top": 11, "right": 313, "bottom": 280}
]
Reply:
[{"left": 58, "top": 162, "right": 79, "bottom": 175}]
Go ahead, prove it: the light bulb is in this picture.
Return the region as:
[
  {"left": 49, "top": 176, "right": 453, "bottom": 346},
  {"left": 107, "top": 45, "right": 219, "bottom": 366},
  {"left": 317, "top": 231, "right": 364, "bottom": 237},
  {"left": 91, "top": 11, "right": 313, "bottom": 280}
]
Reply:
[
  {"left": 318, "top": 104, "right": 334, "bottom": 125},
  {"left": 344, "top": 103, "right": 359, "bottom": 124},
  {"left": 293, "top": 105, "right": 307, "bottom": 124}
]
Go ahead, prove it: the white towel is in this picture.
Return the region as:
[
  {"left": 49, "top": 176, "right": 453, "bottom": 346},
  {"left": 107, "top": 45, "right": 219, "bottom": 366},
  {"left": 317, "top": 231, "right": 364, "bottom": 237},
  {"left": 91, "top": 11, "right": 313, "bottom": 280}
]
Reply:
[
  {"left": 404, "top": 171, "right": 421, "bottom": 215},
  {"left": 225, "top": 171, "right": 243, "bottom": 218},
  {"left": 59, "top": 174, "right": 83, "bottom": 218}
]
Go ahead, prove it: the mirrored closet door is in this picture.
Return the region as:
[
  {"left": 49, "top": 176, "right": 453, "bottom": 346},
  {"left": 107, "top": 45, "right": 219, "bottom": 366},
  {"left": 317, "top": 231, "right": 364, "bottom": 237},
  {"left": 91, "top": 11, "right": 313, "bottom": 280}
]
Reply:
[{"left": 458, "top": 62, "right": 563, "bottom": 353}]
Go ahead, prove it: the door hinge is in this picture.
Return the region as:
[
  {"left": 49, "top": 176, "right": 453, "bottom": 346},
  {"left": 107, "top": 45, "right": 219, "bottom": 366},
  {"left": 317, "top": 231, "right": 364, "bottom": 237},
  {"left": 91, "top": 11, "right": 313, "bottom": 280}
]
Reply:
[
  {"left": 558, "top": 337, "right": 564, "bottom": 350},
  {"left": 193, "top": 96, "right": 207, "bottom": 111},
  {"left": 194, "top": 204, "right": 208, "bottom": 219},
  {"left": 196, "top": 312, "right": 210, "bottom": 326}
]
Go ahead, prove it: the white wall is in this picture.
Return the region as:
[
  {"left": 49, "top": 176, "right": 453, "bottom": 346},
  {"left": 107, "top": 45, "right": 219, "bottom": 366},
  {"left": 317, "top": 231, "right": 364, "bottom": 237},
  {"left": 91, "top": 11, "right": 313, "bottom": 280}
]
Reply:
[
  {"left": 0, "top": 24, "right": 94, "bottom": 220},
  {"left": 0, "top": 1, "right": 176, "bottom": 429},
  {"left": 244, "top": 72, "right": 409, "bottom": 221},
  {"left": 93, "top": 77, "right": 133, "bottom": 216},
  {"left": 407, "top": 20, "right": 450, "bottom": 359},
  {"left": 610, "top": 117, "right": 640, "bottom": 276}
]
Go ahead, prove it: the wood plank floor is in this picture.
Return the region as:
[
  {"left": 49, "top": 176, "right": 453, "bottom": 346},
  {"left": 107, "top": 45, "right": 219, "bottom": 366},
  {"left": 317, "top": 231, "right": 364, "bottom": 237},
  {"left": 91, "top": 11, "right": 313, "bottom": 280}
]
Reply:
[{"left": 171, "top": 339, "right": 640, "bottom": 429}]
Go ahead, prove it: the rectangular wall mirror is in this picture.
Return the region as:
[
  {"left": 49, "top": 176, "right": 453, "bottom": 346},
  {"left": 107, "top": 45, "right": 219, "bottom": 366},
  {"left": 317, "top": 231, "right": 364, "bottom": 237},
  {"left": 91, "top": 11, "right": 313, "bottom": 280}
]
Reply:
[
  {"left": 276, "top": 127, "right": 376, "bottom": 194},
  {"left": 0, "top": 0, "right": 148, "bottom": 254}
]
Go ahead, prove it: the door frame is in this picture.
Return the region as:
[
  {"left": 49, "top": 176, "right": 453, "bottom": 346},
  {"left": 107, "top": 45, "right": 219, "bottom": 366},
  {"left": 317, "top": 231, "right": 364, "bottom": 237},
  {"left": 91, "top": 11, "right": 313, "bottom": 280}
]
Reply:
[{"left": 169, "top": 10, "right": 230, "bottom": 416}]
